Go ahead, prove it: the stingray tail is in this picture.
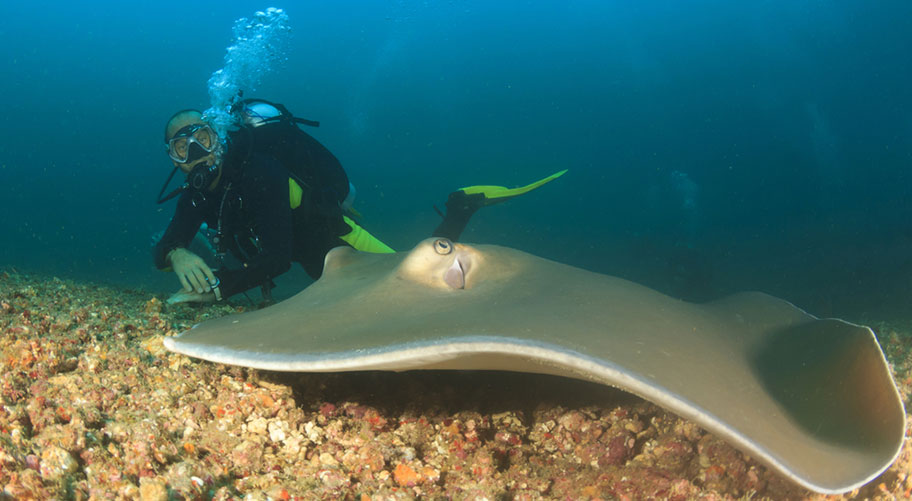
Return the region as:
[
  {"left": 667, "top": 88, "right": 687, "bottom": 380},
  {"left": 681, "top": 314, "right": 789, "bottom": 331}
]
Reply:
[{"left": 433, "top": 169, "right": 568, "bottom": 241}]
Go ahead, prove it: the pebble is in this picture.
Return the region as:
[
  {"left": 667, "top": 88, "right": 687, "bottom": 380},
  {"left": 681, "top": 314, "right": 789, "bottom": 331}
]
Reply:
[
  {"left": 319, "top": 452, "right": 339, "bottom": 467},
  {"left": 247, "top": 416, "right": 268, "bottom": 435},
  {"left": 38, "top": 446, "right": 78, "bottom": 481},
  {"left": 268, "top": 420, "right": 288, "bottom": 442}
]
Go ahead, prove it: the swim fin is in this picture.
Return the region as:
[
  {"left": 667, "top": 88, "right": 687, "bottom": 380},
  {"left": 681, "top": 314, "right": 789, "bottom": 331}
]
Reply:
[
  {"left": 457, "top": 169, "right": 567, "bottom": 206},
  {"left": 433, "top": 169, "right": 568, "bottom": 241}
]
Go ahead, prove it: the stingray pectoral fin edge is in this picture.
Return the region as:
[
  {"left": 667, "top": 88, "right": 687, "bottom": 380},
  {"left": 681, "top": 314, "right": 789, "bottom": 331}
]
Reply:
[{"left": 162, "top": 332, "right": 901, "bottom": 495}]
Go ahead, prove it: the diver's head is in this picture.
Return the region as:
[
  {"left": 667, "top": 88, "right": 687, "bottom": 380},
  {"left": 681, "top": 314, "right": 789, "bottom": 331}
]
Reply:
[{"left": 164, "top": 109, "right": 222, "bottom": 190}]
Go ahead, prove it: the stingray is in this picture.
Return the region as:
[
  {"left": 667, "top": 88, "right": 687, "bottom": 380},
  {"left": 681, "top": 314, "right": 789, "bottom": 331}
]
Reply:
[{"left": 164, "top": 238, "right": 905, "bottom": 494}]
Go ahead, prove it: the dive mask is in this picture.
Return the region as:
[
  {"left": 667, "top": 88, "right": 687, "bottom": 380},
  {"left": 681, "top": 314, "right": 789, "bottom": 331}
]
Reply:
[{"left": 166, "top": 123, "right": 217, "bottom": 163}]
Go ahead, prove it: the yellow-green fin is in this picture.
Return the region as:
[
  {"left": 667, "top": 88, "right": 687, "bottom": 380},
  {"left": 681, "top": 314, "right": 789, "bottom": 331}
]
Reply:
[
  {"left": 289, "top": 178, "right": 304, "bottom": 209},
  {"left": 340, "top": 216, "right": 395, "bottom": 253},
  {"left": 458, "top": 169, "right": 567, "bottom": 205}
]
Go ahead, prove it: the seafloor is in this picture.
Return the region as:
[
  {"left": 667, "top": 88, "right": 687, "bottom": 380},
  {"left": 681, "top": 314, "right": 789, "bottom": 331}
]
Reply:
[{"left": 1, "top": 269, "right": 910, "bottom": 500}]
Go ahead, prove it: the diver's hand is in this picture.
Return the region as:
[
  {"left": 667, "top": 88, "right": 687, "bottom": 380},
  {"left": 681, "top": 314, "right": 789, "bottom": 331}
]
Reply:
[
  {"left": 166, "top": 289, "right": 217, "bottom": 305},
  {"left": 168, "top": 248, "right": 217, "bottom": 293}
]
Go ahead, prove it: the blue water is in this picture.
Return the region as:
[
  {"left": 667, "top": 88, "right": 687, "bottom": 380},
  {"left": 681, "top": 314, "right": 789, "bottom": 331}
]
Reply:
[{"left": 1, "top": 1, "right": 910, "bottom": 317}]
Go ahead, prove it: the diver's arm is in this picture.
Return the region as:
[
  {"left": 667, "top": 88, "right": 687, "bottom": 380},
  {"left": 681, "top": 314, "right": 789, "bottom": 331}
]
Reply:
[
  {"left": 155, "top": 195, "right": 217, "bottom": 295},
  {"left": 154, "top": 194, "right": 206, "bottom": 270},
  {"left": 213, "top": 157, "right": 294, "bottom": 299},
  {"left": 168, "top": 248, "right": 217, "bottom": 294}
]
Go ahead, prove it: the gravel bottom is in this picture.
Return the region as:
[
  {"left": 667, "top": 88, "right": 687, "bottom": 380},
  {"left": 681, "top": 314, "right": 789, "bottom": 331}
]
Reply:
[{"left": 1, "top": 269, "right": 910, "bottom": 500}]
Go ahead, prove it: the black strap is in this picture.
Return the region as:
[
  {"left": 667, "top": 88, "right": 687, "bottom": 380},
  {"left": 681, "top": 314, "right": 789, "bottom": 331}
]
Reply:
[
  {"left": 156, "top": 166, "right": 187, "bottom": 204},
  {"left": 292, "top": 117, "right": 320, "bottom": 128}
]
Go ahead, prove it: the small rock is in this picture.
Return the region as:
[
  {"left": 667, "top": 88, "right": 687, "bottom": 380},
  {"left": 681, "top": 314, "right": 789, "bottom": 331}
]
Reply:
[
  {"left": 247, "top": 416, "right": 268, "bottom": 435},
  {"left": 39, "top": 445, "right": 78, "bottom": 480},
  {"left": 318, "top": 468, "right": 349, "bottom": 489},
  {"left": 144, "top": 297, "right": 162, "bottom": 315},
  {"left": 319, "top": 452, "right": 339, "bottom": 467},
  {"left": 394, "top": 463, "right": 420, "bottom": 487},
  {"left": 268, "top": 420, "right": 288, "bottom": 443}
]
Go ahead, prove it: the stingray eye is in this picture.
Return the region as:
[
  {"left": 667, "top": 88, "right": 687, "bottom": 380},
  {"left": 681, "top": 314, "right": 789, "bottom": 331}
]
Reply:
[{"left": 433, "top": 238, "right": 453, "bottom": 255}]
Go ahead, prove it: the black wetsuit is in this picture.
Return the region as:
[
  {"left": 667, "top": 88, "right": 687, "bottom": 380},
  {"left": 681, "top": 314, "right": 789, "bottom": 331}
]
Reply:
[
  {"left": 154, "top": 128, "right": 352, "bottom": 299},
  {"left": 155, "top": 123, "right": 478, "bottom": 300}
]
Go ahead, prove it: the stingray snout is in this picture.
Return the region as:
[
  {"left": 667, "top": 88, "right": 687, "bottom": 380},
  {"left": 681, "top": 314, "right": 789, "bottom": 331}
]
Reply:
[
  {"left": 434, "top": 238, "right": 471, "bottom": 289},
  {"left": 444, "top": 254, "right": 470, "bottom": 289}
]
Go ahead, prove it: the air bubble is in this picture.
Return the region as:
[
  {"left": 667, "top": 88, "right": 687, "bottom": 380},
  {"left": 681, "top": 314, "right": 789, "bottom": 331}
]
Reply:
[{"left": 203, "top": 7, "right": 292, "bottom": 140}]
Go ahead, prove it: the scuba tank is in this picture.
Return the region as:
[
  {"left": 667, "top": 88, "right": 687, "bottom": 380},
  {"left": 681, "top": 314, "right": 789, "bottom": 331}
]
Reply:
[{"left": 231, "top": 98, "right": 356, "bottom": 216}]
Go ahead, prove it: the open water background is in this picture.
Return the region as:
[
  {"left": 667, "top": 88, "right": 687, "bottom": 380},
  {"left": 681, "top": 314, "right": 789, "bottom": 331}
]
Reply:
[{"left": 1, "top": 1, "right": 911, "bottom": 318}]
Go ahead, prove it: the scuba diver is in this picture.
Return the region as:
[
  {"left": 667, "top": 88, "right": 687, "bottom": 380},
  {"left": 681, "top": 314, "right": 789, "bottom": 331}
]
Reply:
[{"left": 154, "top": 99, "right": 565, "bottom": 304}]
